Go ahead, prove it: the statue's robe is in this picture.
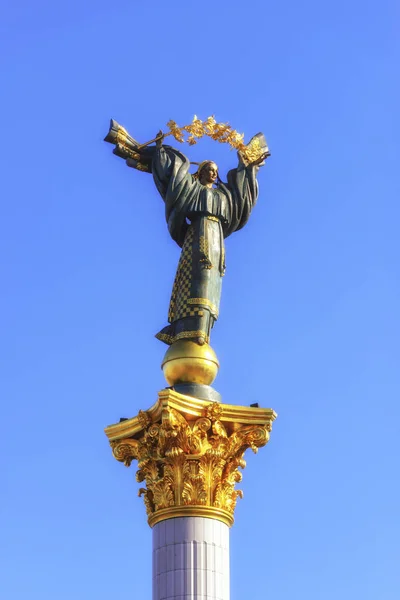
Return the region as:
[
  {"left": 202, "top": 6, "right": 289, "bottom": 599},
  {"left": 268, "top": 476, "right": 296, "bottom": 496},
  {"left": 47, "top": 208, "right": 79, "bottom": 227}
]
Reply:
[{"left": 148, "top": 145, "right": 260, "bottom": 345}]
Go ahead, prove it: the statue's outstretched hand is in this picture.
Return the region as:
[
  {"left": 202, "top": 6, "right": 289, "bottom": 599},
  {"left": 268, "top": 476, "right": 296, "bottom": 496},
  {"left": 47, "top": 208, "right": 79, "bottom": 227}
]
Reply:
[
  {"left": 238, "top": 150, "right": 269, "bottom": 167},
  {"left": 252, "top": 151, "right": 270, "bottom": 166}
]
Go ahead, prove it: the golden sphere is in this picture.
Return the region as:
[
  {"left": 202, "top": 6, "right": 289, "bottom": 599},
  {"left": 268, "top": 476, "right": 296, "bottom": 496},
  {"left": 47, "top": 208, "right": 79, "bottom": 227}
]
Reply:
[{"left": 161, "top": 340, "right": 219, "bottom": 386}]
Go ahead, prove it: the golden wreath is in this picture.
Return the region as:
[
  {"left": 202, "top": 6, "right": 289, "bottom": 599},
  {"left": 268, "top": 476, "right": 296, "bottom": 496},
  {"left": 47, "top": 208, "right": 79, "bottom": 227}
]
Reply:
[{"left": 164, "top": 115, "right": 269, "bottom": 164}]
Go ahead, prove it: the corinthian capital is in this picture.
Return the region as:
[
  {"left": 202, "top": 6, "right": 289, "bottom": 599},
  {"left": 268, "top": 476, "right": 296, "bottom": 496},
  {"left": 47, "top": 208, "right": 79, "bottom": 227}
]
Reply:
[{"left": 105, "top": 389, "right": 276, "bottom": 527}]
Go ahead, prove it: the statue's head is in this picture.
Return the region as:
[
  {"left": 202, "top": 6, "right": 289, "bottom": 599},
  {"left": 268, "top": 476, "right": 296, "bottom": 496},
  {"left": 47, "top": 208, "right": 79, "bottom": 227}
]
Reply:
[{"left": 196, "top": 161, "right": 218, "bottom": 187}]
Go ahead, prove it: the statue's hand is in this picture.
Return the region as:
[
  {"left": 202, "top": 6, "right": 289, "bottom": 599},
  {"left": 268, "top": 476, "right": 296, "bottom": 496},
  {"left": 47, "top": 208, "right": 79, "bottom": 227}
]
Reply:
[
  {"left": 251, "top": 151, "right": 270, "bottom": 166},
  {"left": 155, "top": 130, "right": 164, "bottom": 148}
]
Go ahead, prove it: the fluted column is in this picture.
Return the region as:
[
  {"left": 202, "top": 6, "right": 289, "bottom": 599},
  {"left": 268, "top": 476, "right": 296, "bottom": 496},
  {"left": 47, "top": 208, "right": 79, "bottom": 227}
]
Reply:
[{"left": 153, "top": 517, "right": 229, "bottom": 600}]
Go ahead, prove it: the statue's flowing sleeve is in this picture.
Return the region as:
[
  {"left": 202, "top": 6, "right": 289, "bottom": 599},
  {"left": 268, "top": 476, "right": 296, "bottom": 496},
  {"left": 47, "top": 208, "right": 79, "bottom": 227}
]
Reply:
[
  {"left": 152, "top": 145, "right": 198, "bottom": 247},
  {"left": 219, "top": 154, "right": 260, "bottom": 238}
]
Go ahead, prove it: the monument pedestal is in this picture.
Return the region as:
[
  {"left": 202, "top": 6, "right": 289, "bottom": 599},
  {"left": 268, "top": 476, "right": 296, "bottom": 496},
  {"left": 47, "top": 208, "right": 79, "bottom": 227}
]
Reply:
[{"left": 105, "top": 388, "right": 276, "bottom": 600}]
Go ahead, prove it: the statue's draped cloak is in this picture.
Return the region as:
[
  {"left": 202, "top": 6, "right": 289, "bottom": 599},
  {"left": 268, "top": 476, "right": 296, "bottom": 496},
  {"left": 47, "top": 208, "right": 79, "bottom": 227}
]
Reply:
[{"left": 151, "top": 145, "right": 259, "bottom": 345}]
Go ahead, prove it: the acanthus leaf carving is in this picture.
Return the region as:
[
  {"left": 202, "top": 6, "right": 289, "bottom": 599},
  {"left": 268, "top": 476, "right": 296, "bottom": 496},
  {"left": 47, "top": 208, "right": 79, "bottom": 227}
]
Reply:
[
  {"left": 182, "top": 461, "right": 207, "bottom": 505},
  {"left": 138, "top": 487, "right": 154, "bottom": 515},
  {"left": 164, "top": 450, "right": 186, "bottom": 505},
  {"left": 152, "top": 478, "right": 174, "bottom": 511},
  {"left": 199, "top": 449, "right": 225, "bottom": 505}
]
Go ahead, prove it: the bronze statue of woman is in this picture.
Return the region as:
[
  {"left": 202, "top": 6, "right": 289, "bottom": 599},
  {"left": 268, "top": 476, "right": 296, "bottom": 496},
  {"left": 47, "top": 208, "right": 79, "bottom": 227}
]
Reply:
[
  {"left": 149, "top": 131, "right": 268, "bottom": 347},
  {"left": 105, "top": 120, "right": 268, "bottom": 389}
]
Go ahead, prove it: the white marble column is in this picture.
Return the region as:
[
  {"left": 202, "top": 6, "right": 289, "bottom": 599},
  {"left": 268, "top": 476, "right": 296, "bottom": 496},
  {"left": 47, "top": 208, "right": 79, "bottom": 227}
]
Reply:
[{"left": 152, "top": 516, "right": 230, "bottom": 600}]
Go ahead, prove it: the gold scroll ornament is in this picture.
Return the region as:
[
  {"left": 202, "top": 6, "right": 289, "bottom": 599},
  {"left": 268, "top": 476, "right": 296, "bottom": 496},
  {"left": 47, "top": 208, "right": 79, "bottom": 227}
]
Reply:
[{"left": 105, "top": 389, "right": 277, "bottom": 527}]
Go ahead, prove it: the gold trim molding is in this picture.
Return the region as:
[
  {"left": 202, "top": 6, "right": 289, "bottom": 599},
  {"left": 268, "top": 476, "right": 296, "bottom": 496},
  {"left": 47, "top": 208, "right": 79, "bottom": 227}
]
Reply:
[
  {"left": 148, "top": 505, "right": 234, "bottom": 528},
  {"left": 105, "top": 389, "right": 277, "bottom": 528}
]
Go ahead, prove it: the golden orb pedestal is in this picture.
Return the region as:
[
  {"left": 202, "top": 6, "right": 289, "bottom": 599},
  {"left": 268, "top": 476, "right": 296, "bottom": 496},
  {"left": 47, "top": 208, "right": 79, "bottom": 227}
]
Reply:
[{"left": 161, "top": 340, "right": 219, "bottom": 386}]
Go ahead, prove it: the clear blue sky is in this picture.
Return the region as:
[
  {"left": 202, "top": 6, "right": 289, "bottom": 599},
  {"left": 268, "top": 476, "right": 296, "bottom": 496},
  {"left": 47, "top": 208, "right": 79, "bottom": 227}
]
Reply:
[{"left": 1, "top": 1, "right": 399, "bottom": 598}]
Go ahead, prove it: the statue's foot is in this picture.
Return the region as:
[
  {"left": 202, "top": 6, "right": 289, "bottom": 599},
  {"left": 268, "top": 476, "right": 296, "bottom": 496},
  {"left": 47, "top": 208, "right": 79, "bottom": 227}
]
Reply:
[{"left": 197, "top": 336, "right": 205, "bottom": 346}]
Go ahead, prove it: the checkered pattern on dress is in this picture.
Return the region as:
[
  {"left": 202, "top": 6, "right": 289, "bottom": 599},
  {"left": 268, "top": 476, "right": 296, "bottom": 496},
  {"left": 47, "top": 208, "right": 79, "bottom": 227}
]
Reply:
[{"left": 168, "top": 226, "right": 204, "bottom": 322}]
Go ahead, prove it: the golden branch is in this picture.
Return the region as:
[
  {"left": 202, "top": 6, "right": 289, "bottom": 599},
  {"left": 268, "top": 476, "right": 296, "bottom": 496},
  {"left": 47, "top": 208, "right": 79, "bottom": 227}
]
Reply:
[
  {"left": 157, "top": 116, "right": 269, "bottom": 164},
  {"left": 162, "top": 115, "right": 268, "bottom": 164}
]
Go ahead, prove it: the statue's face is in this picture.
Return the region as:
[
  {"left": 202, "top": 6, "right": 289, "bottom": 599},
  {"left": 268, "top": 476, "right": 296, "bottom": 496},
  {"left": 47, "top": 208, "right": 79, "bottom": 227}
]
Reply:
[{"left": 199, "top": 162, "right": 218, "bottom": 186}]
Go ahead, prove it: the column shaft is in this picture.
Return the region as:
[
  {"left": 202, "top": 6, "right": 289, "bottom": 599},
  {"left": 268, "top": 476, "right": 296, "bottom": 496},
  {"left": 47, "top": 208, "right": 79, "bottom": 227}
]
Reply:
[{"left": 152, "top": 517, "right": 229, "bottom": 600}]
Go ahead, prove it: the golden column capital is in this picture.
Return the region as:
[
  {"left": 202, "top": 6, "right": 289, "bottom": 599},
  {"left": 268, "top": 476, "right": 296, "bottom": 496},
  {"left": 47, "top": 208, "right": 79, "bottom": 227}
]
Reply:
[{"left": 105, "top": 389, "right": 277, "bottom": 528}]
